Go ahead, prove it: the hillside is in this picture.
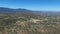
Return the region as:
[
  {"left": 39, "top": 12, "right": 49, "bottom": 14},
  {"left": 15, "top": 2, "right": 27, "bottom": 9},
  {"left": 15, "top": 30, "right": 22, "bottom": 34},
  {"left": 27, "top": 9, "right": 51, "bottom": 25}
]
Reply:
[{"left": 0, "top": 7, "right": 60, "bottom": 34}]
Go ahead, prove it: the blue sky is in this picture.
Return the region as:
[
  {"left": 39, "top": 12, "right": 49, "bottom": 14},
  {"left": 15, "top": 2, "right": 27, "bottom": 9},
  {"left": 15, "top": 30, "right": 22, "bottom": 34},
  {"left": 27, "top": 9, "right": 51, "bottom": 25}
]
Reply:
[{"left": 0, "top": 0, "right": 60, "bottom": 11}]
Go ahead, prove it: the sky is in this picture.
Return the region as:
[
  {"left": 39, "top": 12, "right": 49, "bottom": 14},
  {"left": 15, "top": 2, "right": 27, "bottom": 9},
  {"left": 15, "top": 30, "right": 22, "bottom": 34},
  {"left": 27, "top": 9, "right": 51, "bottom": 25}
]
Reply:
[{"left": 0, "top": 0, "right": 60, "bottom": 11}]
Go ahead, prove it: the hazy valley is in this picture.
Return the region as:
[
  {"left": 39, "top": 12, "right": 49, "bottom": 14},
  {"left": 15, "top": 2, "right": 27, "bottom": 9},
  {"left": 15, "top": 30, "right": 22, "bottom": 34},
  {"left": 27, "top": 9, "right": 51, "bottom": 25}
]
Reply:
[{"left": 0, "top": 7, "right": 60, "bottom": 34}]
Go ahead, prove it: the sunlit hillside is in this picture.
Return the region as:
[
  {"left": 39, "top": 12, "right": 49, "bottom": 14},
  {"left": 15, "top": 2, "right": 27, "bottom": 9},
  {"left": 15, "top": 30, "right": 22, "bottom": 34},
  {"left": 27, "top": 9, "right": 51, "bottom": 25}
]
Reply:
[{"left": 0, "top": 7, "right": 60, "bottom": 34}]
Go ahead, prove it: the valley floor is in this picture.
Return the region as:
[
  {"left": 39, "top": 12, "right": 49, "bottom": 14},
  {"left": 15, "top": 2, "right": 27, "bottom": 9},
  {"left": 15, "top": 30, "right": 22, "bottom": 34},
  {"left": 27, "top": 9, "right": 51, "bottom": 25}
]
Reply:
[{"left": 0, "top": 14, "right": 60, "bottom": 34}]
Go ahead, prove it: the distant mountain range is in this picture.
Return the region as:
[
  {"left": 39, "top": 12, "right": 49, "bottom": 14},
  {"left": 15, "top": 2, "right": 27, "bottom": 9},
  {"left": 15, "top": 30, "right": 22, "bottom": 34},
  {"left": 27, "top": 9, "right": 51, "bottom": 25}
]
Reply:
[{"left": 0, "top": 7, "right": 60, "bottom": 16}]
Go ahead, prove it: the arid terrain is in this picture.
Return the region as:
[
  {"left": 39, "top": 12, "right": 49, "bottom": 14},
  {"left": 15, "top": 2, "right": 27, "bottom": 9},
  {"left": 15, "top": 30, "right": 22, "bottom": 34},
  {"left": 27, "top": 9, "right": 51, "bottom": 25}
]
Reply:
[
  {"left": 0, "top": 14, "right": 60, "bottom": 34},
  {"left": 0, "top": 7, "right": 60, "bottom": 34}
]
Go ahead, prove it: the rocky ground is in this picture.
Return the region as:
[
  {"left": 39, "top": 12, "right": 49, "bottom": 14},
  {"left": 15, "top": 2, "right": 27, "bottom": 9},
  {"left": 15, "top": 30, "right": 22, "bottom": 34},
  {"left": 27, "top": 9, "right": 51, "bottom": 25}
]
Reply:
[{"left": 0, "top": 14, "right": 60, "bottom": 34}]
